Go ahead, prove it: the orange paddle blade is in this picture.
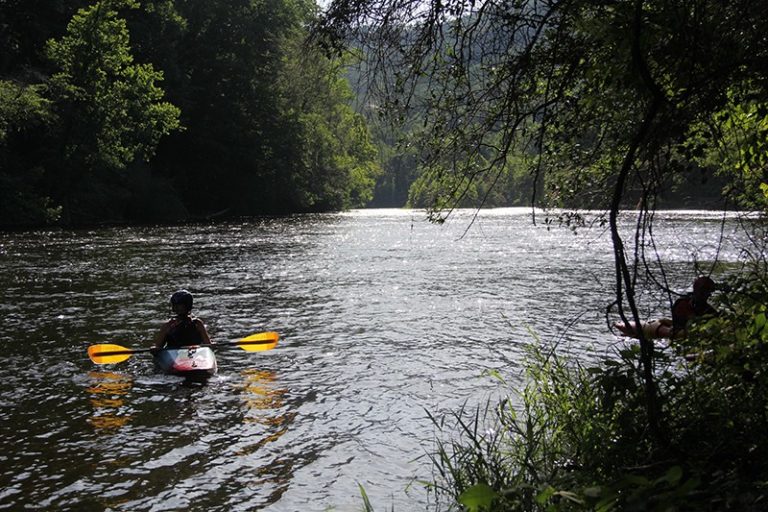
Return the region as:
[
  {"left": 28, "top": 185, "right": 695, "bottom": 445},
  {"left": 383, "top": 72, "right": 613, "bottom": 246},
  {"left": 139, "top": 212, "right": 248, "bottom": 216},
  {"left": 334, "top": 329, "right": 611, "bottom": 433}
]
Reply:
[
  {"left": 236, "top": 331, "right": 279, "bottom": 352},
  {"left": 88, "top": 344, "right": 134, "bottom": 364}
]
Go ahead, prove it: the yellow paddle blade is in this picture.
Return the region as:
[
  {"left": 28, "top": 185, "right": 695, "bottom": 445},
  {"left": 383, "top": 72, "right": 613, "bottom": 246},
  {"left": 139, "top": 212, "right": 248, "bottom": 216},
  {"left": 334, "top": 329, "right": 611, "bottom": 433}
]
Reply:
[
  {"left": 88, "top": 344, "right": 133, "bottom": 364},
  {"left": 236, "top": 331, "right": 279, "bottom": 352}
]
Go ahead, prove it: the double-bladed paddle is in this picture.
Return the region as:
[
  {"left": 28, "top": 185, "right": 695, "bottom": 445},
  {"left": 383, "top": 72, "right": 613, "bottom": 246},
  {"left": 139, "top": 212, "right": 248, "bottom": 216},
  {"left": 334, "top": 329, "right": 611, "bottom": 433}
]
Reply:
[{"left": 87, "top": 331, "right": 279, "bottom": 365}]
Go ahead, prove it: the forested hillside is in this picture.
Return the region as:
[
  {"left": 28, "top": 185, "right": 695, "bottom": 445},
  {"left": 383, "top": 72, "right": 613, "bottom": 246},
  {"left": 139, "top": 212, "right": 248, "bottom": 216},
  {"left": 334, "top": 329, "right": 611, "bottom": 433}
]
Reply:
[
  {"left": 0, "top": 0, "right": 380, "bottom": 226},
  {"left": 348, "top": 16, "right": 730, "bottom": 212}
]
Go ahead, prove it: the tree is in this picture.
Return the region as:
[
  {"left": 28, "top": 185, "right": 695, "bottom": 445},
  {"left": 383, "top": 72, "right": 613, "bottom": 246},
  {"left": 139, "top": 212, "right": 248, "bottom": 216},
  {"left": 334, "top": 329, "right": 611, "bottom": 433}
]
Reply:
[
  {"left": 45, "top": 0, "right": 180, "bottom": 222},
  {"left": 0, "top": 0, "right": 88, "bottom": 77},
  {"left": 0, "top": 0, "right": 87, "bottom": 226},
  {"left": 315, "top": 0, "right": 768, "bottom": 442},
  {"left": 278, "top": 44, "right": 381, "bottom": 211},
  {"left": 0, "top": 80, "right": 59, "bottom": 225},
  {"left": 142, "top": 0, "right": 379, "bottom": 216},
  {"left": 143, "top": 0, "right": 294, "bottom": 216},
  {"left": 1, "top": 0, "right": 381, "bottom": 224}
]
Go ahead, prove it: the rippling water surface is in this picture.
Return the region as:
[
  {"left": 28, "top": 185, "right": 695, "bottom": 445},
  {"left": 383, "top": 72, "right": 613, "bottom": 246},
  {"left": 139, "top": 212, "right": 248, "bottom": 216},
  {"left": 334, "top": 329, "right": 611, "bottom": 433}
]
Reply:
[{"left": 0, "top": 209, "right": 750, "bottom": 511}]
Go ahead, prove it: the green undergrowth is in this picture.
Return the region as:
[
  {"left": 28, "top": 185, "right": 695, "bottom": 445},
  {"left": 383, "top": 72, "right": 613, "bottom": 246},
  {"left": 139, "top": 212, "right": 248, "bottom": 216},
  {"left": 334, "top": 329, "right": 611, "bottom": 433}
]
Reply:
[{"left": 419, "top": 274, "right": 768, "bottom": 511}]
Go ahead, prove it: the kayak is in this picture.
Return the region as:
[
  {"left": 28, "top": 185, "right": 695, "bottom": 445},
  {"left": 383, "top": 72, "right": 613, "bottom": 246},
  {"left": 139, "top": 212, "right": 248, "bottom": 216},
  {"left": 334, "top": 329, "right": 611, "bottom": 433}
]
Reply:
[
  {"left": 614, "top": 319, "right": 681, "bottom": 340},
  {"left": 153, "top": 345, "right": 218, "bottom": 379}
]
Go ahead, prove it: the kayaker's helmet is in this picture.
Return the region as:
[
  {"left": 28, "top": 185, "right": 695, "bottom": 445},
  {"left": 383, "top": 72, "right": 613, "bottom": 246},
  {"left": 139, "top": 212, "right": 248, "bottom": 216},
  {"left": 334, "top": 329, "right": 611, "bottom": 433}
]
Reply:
[{"left": 170, "top": 289, "right": 193, "bottom": 311}]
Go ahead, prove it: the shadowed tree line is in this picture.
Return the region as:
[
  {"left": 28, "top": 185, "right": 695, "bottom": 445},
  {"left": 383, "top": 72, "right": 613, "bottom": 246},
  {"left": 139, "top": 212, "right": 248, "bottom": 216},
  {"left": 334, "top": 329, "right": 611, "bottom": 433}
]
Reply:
[{"left": 0, "top": 0, "right": 380, "bottom": 226}]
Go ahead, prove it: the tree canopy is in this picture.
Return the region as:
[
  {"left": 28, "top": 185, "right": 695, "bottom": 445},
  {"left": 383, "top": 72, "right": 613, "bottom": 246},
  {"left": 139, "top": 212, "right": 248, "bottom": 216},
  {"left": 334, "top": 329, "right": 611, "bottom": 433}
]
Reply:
[
  {"left": 318, "top": 0, "right": 767, "bottom": 213},
  {"left": 0, "top": 0, "right": 380, "bottom": 226}
]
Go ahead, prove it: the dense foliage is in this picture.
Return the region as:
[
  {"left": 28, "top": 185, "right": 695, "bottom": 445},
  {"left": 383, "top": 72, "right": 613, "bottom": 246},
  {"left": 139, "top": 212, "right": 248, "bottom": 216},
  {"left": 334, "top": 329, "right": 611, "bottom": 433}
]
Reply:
[
  {"left": 0, "top": 0, "right": 380, "bottom": 226},
  {"left": 320, "top": 1, "right": 757, "bottom": 213}
]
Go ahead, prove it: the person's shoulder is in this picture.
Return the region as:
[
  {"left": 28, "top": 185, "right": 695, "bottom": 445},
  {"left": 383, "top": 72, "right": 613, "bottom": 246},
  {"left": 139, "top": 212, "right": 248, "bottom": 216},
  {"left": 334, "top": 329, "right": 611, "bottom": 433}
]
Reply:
[{"left": 671, "top": 294, "right": 695, "bottom": 319}]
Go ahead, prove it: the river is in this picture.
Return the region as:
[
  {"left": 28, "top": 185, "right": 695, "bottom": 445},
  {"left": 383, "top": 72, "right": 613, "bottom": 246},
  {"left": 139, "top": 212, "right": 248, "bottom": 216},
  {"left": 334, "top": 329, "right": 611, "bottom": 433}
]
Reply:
[{"left": 0, "top": 208, "right": 750, "bottom": 511}]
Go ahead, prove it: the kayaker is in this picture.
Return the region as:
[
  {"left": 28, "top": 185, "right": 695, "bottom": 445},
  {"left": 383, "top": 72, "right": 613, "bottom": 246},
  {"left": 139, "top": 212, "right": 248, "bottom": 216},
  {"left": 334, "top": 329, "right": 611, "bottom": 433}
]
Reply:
[
  {"left": 614, "top": 276, "right": 718, "bottom": 339},
  {"left": 152, "top": 290, "right": 213, "bottom": 351},
  {"left": 668, "top": 276, "right": 718, "bottom": 335}
]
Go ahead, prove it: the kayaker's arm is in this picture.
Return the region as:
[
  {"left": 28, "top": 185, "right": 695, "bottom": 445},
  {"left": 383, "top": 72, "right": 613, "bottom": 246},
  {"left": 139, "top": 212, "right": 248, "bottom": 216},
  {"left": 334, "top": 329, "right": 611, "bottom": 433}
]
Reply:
[
  {"left": 153, "top": 320, "right": 173, "bottom": 349},
  {"left": 194, "top": 318, "right": 213, "bottom": 345}
]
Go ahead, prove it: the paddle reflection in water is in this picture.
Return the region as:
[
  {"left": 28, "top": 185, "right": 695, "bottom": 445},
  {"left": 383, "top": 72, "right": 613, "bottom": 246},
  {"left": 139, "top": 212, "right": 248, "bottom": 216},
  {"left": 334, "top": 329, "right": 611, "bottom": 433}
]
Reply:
[
  {"left": 86, "top": 371, "right": 134, "bottom": 431},
  {"left": 240, "top": 369, "right": 288, "bottom": 426},
  {"left": 133, "top": 367, "right": 301, "bottom": 510},
  {"left": 230, "top": 368, "right": 296, "bottom": 466}
]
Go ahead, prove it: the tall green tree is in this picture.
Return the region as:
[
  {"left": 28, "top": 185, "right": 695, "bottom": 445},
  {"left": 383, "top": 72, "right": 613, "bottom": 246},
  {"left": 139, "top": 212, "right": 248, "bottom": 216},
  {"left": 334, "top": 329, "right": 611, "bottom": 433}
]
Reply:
[
  {"left": 146, "top": 0, "right": 308, "bottom": 215},
  {"left": 145, "top": 0, "right": 379, "bottom": 216},
  {"left": 278, "top": 45, "right": 381, "bottom": 211},
  {"left": 0, "top": 0, "right": 87, "bottom": 77},
  {"left": 44, "top": 0, "right": 180, "bottom": 222},
  {"left": 0, "top": 80, "right": 59, "bottom": 225},
  {"left": 1, "top": 0, "right": 380, "bottom": 224},
  {"left": 0, "top": 0, "right": 88, "bottom": 226}
]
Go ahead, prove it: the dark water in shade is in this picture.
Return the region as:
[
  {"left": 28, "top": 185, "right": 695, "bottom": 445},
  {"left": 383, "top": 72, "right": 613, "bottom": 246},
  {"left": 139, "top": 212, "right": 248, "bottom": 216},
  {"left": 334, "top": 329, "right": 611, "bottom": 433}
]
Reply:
[{"left": 0, "top": 208, "right": 751, "bottom": 511}]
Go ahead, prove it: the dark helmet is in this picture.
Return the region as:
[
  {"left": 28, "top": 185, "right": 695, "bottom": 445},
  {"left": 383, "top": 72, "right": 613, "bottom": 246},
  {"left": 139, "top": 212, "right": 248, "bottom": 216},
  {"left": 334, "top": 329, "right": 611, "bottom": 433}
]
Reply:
[{"left": 170, "top": 289, "right": 193, "bottom": 310}]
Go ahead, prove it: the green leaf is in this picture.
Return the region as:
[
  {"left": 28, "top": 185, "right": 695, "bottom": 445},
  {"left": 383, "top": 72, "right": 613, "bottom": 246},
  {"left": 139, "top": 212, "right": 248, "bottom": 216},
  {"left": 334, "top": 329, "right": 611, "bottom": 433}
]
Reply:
[
  {"left": 358, "top": 483, "right": 374, "bottom": 512},
  {"left": 536, "top": 485, "right": 556, "bottom": 504},
  {"left": 754, "top": 313, "right": 766, "bottom": 331},
  {"left": 553, "top": 490, "right": 584, "bottom": 505},
  {"left": 482, "top": 369, "right": 506, "bottom": 383},
  {"left": 624, "top": 474, "right": 651, "bottom": 487},
  {"left": 458, "top": 483, "right": 498, "bottom": 512},
  {"left": 657, "top": 466, "right": 683, "bottom": 485}
]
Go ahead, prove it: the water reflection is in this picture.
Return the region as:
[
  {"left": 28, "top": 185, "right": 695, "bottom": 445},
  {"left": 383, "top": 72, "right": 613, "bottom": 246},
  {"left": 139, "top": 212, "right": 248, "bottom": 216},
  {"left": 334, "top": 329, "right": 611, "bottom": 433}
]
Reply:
[
  {"left": 236, "top": 369, "right": 294, "bottom": 456},
  {"left": 240, "top": 369, "right": 286, "bottom": 423},
  {"left": 218, "top": 369, "right": 296, "bottom": 508},
  {"left": 86, "top": 371, "right": 133, "bottom": 431}
]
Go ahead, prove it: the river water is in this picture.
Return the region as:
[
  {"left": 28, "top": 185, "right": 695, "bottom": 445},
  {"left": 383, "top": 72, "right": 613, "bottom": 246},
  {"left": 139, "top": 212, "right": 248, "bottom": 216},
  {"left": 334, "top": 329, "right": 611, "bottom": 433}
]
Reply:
[{"left": 0, "top": 208, "right": 751, "bottom": 511}]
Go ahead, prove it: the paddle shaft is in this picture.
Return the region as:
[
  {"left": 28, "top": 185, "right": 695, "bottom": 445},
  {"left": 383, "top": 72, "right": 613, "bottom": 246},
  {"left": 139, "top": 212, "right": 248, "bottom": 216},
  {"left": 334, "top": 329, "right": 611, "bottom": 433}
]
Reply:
[
  {"left": 93, "top": 340, "right": 274, "bottom": 357},
  {"left": 88, "top": 331, "right": 279, "bottom": 364}
]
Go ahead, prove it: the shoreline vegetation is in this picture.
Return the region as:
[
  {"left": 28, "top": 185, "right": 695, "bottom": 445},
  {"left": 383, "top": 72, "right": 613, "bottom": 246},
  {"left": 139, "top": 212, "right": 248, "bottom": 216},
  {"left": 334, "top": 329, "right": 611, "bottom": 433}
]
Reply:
[
  {"left": 1, "top": 0, "right": 381, "bottom": 229},
  {"left": 358, "top": 259, "right": 768, "bottom": 511},
  {"left": 425, "top": 279, "right": 768, "bottom": 511}
]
